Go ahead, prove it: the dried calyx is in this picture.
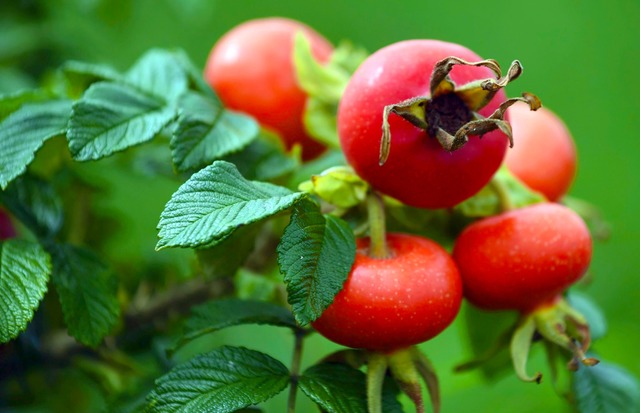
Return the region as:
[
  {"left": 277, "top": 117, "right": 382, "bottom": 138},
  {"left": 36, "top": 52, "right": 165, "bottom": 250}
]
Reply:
[{"left": 379, "top": 56, "right": 542, "bottom": 165}]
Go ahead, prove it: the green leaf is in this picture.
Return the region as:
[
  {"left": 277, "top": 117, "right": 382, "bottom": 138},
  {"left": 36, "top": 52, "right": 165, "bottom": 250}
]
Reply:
[
  {"left": 299, "top": 363, "right": 403, "bottom": 413},
  {"left": 50, "top": 244, "right": 120, "bottom": 347},
  {"left": 170, "top": 92, "right": 258, "bottom": 171},
  {"left": 293, "top": 33, "right": 349, "bottom": 104},
  {"left": 567, "top": 291, "right": 607, "bottom": 342},
  {"left": 60, "top": 60, "right": 122, "bottom": 97},
  {"left": 0, "top": 173, "right": 64, "bottom": 240},
  {"left": 196, "top": 223, "right": 261, "bottom": 279},
  {"left": 455, "top": 166, "right": 545, "bottom": 217},
  {"left": 277, "top": 199, "right": 356, "bottom": 325},
  {"left": 293, "top": 36, "right": 367, "bottom": 148},
  {"left": 0, "top": 89, "right": 50, "bottom": 121},
  {"left": 224, "top": 135, "right": 300, "bottom": 182},
  {"left": 173, "top": 299, "right": 297, "bottom": 351},
  {"left": 67, "top": 82, "right": 177, "bottom": 161},
  {"left": 299, "top": 363, "right": 368, "bottom": 413},
  {"left": 0, "top": 239, "right": 51, "bottom": 343},
  {"left": 146, "top": 346, "right": 289, "bottom": 413},
  {"left": 156, "top": 161, "right": 304, "bottom": 250},
  {"left": 0, "top": 99, "right": 72, "bottom": 189},
  {"left": 573, "top": 359, "right": 640, "bottom": 413},
  {"left": 125, "top": 49, "right": 189, "bottom": 103}
]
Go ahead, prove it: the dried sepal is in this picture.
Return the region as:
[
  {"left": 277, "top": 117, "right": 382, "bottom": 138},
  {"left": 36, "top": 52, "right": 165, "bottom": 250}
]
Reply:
[
  {"left": 453, "top": 92, "right": 542, "bottom": 149},
  {"left": 379, "top": 96, "right": 429, "bottom": 165},
  {"left": 429, "top": 56, "right": 502, "bottom": 97},
  {"left": 457, "top": 60, "right": 524, "bottom": 111},
  {"left": 378, "top": 56, "right": 540, "bottom": 163}
]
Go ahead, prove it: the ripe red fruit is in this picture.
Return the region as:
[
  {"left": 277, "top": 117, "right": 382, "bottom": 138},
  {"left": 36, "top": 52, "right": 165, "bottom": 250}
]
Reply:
[
  {"left": 505, "top": 105, "right": 577, "bottom": 201},
  {"left": 0, "top": 209, "right": 16, "bottom": 240},
  {"left": 452, "top": 203, "right": 592, "bottom": 313},
  {"left": 338, "top": 40, "right": 514, "bottom": 209},
  {"left": 312, "top": 233, "right": 462, "bottom": 352},
  {"left": 204, "top": 17, "right": 333, "bottom": 160}
]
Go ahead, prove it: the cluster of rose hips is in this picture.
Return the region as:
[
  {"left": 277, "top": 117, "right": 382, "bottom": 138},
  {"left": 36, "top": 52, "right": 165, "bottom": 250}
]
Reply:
[{"left": 204, "top": 17, "right": 593, "bottom": 411}]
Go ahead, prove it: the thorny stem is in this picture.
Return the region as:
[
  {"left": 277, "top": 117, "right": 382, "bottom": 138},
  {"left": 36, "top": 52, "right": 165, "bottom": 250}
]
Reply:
[
  {"left": 287, "top": 328, "right": 306, "bottom": 413},
  {"left": 366, "top": 191, "right": 389, "bottom": 259}
]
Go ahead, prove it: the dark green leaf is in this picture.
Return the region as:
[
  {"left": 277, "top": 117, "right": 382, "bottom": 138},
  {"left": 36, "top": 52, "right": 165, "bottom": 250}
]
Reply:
[
  {"left": 0, "top": 99, "right": 72, "bottom": 189},
  {"left": 196, "top": 223, "right": 261, "bottom": 279},
  {"left": 567, "top": 291, "right": 607, "bottom": 342},
  {"left": 455, "top": 167, "right": 545, "bottom": 217},
  {"left": 299, "top": 363, "right": 403, "bottom": 413},
  {"left": 170, "top": 92, "right": 258, "bottom": 171},
  {"left": 67, "top": 82, "right": 176, "bottom": 161},
  {"left": 0, "top": 239, "right": 51, "bottom": 343},
  {"left": 173, "top": 299, "right": 297, "bottom": 351},
  {"left": 50, "top": 244, "right": 120, "bottom": 347},
  {"left": 277, "top": 199, "right": 355, "bottom": 325},
  {"left": 573, "top": 359, "right": 640, "bottom": 413},
  {"left": 299, "top": 363, "right": 368, "bottom": 413},
  {"left": 156, "top": 161, "right": 304, "bottom": 250},
  {"left": 146, "top": 346, "right": 289, "bottom": 413},
  {"left": 0, "top": 173, "right": 64, "bottom": 239},
  {"left": 125, "top": 49, "right": 189, "bottom": 103},
  {"left": 224, "top": 135, "right": 300, "bottom": 182}
]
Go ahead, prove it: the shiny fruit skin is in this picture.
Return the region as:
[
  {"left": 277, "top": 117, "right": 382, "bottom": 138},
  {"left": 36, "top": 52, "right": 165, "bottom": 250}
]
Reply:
[
  {"left": 452, "top": 203, "right": 592, "bottom": 313},
  {"left": 204, "top": 17, "right": 333, "bottom": 160},
  {"left": 505, "top": 105, "right": 577, "bottom": 201},
  {"left": 338, "top": 40, "right": 509, "bottom": 209},
  {"left": 312, "top": 233, "right": 462, "bottom": 352}
]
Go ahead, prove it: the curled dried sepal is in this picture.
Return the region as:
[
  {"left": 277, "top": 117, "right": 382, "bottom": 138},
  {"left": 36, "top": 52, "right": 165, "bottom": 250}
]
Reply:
[
  {"left": 429, "top": 57, "right": 502, "bottom": 97},
  {"left": 379, "top": 96, "right": 429, "bottom": 165},
  {"left": 453, "top": 92, "right": 542, "bottom": 149},
  {"left": 379, "top": 56, "right": 540, "bottom": 165}
]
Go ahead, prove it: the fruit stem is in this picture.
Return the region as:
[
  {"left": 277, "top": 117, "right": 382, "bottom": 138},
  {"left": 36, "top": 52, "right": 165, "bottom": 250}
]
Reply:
[
  {"left": 489, "top": 176, "right": 515, "bottom": 212},
  {"left": 367, "top": 352, "right": 388, "bottom": 413},
  {"left": 366, "top": 191, "right": 389, "bottom": 258},
  {"left": 287, "top": 328, "right": 306, "bottom": 413}
]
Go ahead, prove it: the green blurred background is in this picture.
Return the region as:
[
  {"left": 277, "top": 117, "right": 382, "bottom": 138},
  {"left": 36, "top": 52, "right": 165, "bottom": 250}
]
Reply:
[{"left": 2, "top": 0, "right": 639, "bottom": 411}]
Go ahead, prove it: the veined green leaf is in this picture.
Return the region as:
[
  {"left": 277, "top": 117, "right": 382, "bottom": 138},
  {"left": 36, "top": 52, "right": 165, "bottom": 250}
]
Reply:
[
  {"left": 170, "top": 92, "right": 258, "bottom": 171},
  {"left": 156, "top": 161, "right": 304, "bottom": 250},
  {"left": 0, "top": 239, "right": 51, "bottom": 343},
  {"left": 224, "top": 135, "right": 300, "bottom": 182},
  {"left": 125, "top": 49, "right": 188, "bottom": 102},
  {"left": 573, "top": 359, "right": 640, "bottom": 413},
  {"left": 0, "top": 99, "right": 72, "bottom": 189},
  {"left": 146, "top": 346, "right": 289, "bottom": 413},
  {"left": 299, "top": 363, "right": 404, "bottom": 413},
  {"left": 277, "top": 199, "right": 355, "bottom": 325},
  {"left": 67, "top": 82, "right": 177, "bottom": 161},
  {"left": 172, "top": 299, "right": 297, "bottom": 351},
  {"left": 50, "top": 244, "right": 120, "bottom": 347},
  {"left": 0, "top": 173, "right": 64, "bottom": 240}
]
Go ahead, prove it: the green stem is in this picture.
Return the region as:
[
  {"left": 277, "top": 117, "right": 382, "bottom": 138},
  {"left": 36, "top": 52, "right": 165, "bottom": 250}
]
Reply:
[
  {"left": 489, "top": 176, "right": 515, "bottom": 212},
  {"left": 287, "top": 328, "right": 305, "bottom": 413},
  {"left": 366, "top": 192, "right": 389, "bottom": 258},
  {"left": 367, "top": 352, "right": 388, "bottom": 413}
]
